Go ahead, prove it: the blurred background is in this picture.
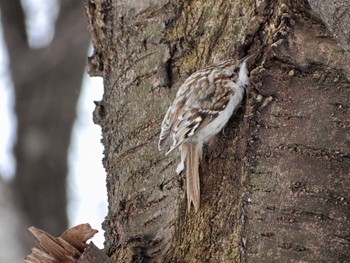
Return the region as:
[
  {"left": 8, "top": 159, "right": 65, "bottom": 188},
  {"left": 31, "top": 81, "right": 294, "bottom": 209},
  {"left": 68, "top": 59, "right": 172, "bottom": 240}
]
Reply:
[{"left": 0, "top": 0, "right": 107, "bottom": 261}]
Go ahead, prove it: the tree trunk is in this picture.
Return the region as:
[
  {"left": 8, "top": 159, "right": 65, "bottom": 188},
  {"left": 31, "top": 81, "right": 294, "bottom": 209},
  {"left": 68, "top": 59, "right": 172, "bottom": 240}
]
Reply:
[
  {"left": 0, "top": 0, "right": 90, "bottom": 238},
  {"left": 84, "top": 0, "right": 350, "bottom": 262},
  {"left": 0, "top": 177, "right": 26, "bottom": 261}
]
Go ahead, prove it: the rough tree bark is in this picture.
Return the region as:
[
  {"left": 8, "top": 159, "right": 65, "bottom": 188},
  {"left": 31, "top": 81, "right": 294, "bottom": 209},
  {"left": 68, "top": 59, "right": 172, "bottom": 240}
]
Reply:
[
  {"left": 0, "top": 0, "right": 90, "bottom": 240},
  {"left": 308, "top": 0, "right": 350, "bottom": 56},
  {"left": 84, "top": 0, "right": 349, "bottom": 262}
]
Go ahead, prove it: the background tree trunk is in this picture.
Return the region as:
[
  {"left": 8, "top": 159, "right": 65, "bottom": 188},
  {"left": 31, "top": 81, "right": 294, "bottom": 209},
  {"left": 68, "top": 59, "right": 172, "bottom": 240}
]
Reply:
[
  {"left": 84, "top": 0, "right": 349, "bottom": 262},
  {"left": 0, "top": 177, "right": 26, "bottom": 262},
  {"left": 0, "top": 0, "right": 90, "bottom": 244}
]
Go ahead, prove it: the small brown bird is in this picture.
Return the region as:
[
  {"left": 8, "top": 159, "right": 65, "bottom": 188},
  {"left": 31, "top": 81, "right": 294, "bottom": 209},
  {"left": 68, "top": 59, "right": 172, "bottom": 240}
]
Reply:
[{"left": 158, "top": 57, "right": 249, "bottom": 212}]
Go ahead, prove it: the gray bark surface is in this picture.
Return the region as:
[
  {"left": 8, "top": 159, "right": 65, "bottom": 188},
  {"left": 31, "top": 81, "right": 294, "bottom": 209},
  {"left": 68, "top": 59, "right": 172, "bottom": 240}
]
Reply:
[
  {"left": 308, "top": 0, "right": 350, "bottom": 56},
  {"left": 84, "top": 0, "right": 350, "bottom": 262}
]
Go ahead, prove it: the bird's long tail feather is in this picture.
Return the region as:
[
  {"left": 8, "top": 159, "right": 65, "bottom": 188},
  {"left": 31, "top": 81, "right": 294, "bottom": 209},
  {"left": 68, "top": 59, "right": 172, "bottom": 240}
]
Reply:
[{"left": 186, "top": 143, "right": 200, "bottom": 212}]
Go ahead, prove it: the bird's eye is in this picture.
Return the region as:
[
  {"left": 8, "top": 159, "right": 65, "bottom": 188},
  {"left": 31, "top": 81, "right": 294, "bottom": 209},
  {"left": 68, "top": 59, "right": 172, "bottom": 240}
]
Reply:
[{"left": 234, "top": 67, "right": 240, "bottom": 73}]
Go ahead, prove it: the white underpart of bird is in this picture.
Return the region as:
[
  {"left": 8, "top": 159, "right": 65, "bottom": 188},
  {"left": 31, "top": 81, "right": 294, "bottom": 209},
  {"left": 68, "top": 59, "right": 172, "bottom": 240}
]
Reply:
[{"left": 158, "top": 57, "right": 249, "bottom": 212}]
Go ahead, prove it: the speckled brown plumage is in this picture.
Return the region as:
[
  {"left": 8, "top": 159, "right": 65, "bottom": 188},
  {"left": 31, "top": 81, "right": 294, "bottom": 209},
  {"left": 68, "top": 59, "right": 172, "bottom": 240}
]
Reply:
[{"left": 159, "top": 58, "right": 249, "bottom": 211}]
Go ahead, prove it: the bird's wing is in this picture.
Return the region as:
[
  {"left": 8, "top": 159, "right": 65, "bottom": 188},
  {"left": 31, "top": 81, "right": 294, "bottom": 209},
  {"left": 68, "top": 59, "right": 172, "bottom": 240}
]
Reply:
[{"left": 161, "top": 73, "right": 234, "bottom": 155}]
